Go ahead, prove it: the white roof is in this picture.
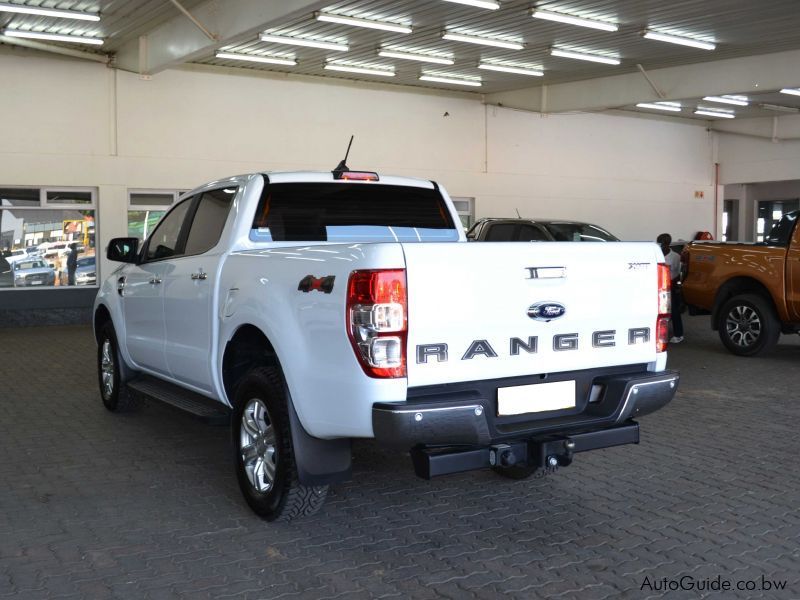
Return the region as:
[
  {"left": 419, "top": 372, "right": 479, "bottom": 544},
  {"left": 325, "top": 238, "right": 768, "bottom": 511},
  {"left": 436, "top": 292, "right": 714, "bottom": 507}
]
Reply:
[{"left": 265, "top": 171, "right": 435, "bottom": 189}]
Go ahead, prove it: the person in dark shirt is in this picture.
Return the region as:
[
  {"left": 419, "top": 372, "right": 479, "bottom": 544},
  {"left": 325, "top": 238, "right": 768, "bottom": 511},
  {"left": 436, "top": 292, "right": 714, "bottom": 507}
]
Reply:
[{"left": 67, "top": 243, "right": 79, "bottom": 286}]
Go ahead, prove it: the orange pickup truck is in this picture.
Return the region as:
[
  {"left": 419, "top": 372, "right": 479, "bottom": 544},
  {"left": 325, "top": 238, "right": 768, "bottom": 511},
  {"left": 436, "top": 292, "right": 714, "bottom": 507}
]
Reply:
[{"left": 682, "top": 210, "right": 800, "bottom": 356}]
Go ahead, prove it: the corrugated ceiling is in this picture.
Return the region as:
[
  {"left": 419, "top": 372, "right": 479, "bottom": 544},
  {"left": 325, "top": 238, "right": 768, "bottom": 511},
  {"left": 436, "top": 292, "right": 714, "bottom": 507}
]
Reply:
[{"left": 2, "top": 0, "right": 800, "bottom": 120}]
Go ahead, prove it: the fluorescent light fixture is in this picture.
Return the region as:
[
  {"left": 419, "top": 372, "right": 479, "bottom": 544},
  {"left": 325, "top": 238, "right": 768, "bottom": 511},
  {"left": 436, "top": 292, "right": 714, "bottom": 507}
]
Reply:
[
  {"left": 0, "top": 2, "right": 99, "bottom": 21},
  {"left": 779, "top": 88, "right": 800, "bottom": 97},
  {"left": 478, "top": 62, "right": 543, "bottom": 76},
  {"left": 216, "top": 52, "right": 296, "bottom": 66},
  {"left": 702, "top": 95, "right": 748, "bottom": 106},
  {"left": 550, "top": 47, "right": 619, "bottom": 65},
  {"left": 442, "top": 31, "right": 523, "bottom": 50},
  {"left": 420, "top": 74, "right": 482, "bottom": 87},
  {"left": 758, "top": 103, "right": 799, "bottom": 113},
  {"left": 260, "top": 33, "right": 348, "bottom": 52},
  {"left": 325, "top": 63, "right": 395, "bottom": 77},
  {"left": 636, "top": 102, "right": 682, "bottom": 112},
  {"left": 532, "top": 9, "right": 617, "bottom": 32},
  {"left": 442, "top": 0, "right": 500, "bottom": 9},
  {"left": 643, "top": 30, "right": 715, "bottom": 50},
  {"left": 378, "top": 49, "right": 454, "bottom": 65},
  {"left": 694, "top": 107, "right": 735, "bottom": 118},
  {"left": 2, "top": 29, "right": 103, "bottom": 45},
  {"left": 315, "top": 12, "right": 411, "bottom": 34}
]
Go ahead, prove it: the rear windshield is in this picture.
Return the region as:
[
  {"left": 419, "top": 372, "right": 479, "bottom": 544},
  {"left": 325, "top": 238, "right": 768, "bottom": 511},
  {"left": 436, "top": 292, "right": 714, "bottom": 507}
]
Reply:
[
  {"left": 250, "top": 182, "right": 458, "bottom": 243},
  {"left": 544, "top": 223, "right": 618, "bottom": 242}
]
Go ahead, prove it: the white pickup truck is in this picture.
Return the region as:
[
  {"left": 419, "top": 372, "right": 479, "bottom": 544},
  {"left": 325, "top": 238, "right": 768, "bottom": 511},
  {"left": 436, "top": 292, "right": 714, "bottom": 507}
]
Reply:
[{"left": 94, "top": 168, "right": 679, "bottom": 521}]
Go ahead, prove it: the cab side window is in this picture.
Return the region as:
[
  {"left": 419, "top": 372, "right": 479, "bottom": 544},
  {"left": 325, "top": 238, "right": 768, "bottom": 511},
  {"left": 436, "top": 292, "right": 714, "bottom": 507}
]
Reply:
[
  {"left": 184, "top": 188, "right": 236, "bottom": 256},
  {"left": 145, "top": 198, "right": 192, "bottom": 261}
]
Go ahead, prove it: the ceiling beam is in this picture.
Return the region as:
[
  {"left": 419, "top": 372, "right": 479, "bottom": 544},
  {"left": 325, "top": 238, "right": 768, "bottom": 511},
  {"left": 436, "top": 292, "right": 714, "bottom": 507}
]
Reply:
[
  {"left": 485, "top": 49, "right": 800, "bottom": 114},
  {"left": 113, "top": 0, "right": 330, "bottom": 75}
]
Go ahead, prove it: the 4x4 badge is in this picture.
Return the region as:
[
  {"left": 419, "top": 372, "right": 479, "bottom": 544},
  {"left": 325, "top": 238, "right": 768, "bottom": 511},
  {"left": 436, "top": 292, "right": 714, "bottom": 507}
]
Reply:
[{"left": 527, "top": 301, "right": 566, "bottom": 321}]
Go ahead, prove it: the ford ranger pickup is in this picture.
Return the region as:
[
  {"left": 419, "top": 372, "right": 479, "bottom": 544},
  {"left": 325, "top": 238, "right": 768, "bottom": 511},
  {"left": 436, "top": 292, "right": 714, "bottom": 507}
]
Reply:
[
  {"left": 682, "top": 210, "right": 800, "bottom": 356},
  {"left": 94, "top": 169, "right": 679, "bottom": 521}
]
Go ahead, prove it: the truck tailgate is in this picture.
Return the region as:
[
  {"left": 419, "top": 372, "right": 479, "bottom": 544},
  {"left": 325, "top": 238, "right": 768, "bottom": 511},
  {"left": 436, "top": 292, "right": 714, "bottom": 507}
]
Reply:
[{"left": 403, "top": 242, "right": 662, "bottom": 387}]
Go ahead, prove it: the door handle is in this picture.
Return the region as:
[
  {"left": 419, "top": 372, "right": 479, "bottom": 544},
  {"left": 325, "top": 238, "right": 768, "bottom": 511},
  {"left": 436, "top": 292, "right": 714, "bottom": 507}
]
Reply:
[
  {"left": 191, "top": 271, "right": 207, "bottom": 281},
  {"left": 149, "top": 277, "right": 162, "bottom": 285}
]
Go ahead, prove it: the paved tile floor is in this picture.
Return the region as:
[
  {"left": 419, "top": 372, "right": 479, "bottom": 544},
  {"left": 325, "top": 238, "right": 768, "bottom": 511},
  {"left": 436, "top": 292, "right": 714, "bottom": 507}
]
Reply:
[{"left": 1, "top": 317, "right": 799, "bottom": 599}]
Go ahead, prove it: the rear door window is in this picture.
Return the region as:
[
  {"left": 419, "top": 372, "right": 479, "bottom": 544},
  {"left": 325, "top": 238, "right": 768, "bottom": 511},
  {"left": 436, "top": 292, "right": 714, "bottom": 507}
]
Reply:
[
  {"left": 184, "top": 188, "right": 236, "bottom": 255},
  {"left": 517, "top": 225, "right": 550, "bottom": 242},
  {"left": 250, "top": 182, "right": 458, "bottom": 243}
]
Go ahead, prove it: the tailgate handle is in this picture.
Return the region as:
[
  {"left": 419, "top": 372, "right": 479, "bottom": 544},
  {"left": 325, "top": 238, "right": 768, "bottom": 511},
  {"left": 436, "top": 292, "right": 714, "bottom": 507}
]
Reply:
[{"left": 526, "top": 267, "right": 566, "bottom": 279}]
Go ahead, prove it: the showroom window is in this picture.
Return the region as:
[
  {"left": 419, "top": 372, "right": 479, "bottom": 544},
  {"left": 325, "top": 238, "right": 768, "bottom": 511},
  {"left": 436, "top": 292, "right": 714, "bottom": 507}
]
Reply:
[
  {"left": 128, "top": 190, "right": 183, "bottom": 243},
  {"left": 451, "top": 197, "right": 475, "bottom": 230},
  {"left": 0, "top": 187, "right": 97, "bottom": 290}
]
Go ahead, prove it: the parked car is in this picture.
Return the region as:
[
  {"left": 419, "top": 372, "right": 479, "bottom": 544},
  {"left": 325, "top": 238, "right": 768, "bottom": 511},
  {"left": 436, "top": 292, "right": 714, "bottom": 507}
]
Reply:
[
  {"left": 75, "top": 256, "right": 97, "bottom": 286},
  {"left": 466, "top": 218, "right": 619, "bottom": 242},
  {"left": 13, "top": 258, "right": 56, "bottom": 287},
  {"left": 95, "top": 169, "right": 677, "bottom": 521},
  {"left": 682, "top": 210, "right": 798, "bottom": 356}
]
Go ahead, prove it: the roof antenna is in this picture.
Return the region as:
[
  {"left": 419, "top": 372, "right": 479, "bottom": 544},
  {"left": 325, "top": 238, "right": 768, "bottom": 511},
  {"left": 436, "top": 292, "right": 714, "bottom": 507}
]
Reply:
[
  {"left": 515, "top": 208, "right": 522, "bottom": 219},
  {"left": 332, "top": 135, "right": 354, "bottom": 177}
]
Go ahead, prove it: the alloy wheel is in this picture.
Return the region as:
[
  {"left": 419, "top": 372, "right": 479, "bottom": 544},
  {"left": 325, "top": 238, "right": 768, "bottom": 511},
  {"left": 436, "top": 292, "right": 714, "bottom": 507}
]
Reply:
[{"left": 240, "top": 398, "right": 278, "bottom": 493}]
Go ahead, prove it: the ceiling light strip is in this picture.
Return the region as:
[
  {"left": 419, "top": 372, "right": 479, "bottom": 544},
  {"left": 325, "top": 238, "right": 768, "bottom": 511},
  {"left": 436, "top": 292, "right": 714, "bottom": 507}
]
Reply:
[
  {"left": 759, "top": 103, "right": 799, "bottom": 113},
  {"left": 442, "top": 0, "right": 500, "bottom": 9},
  {"left": 316, "top": 12, "right": 411, "bottom": 34},
  {"left": 442, "top": 31, "right": 523, "bottom": 50},
  {"left": 532, "top": 9, "right": 617, "bottom": 32},
  {"left": 694, "top": 109, "right": 735, "bottom": 118},
  {"left": 2, "top": 29, "right": 103, "bottom": 45},
  {"left": 702, "top": 95, "right": 748, "bottom": 106},
  {"left": 216, "top": 52, "right": 296, "bottom": 66},
  {"left": 420, "top": 75, "right": 482, "bottom": 87},
  {"left": 260, "top": 33, "right": 348, "bottom": 51},
  {"left": 378, "top": 49, "right": 454, "bottom": 65},
  {"left": 636, "top": 102, "right": 681, "bottom": 112},
  {"left": 0, "top": 2, "right": 99, "bottom": 22},
  {"left": 550, "top": 48, "right": 619, "bottom": 65},
  {"left": 643, "top": 30, "right": 715, "bottom": 50},
  {"left": 325, "top": 63, "right": 395, "bottom": 77},
  {"left": 779, "top": 88, "right": 800, "bottom": 97},
  {"left": 478, "top": 63, "right": 543, "bottom": 76}
]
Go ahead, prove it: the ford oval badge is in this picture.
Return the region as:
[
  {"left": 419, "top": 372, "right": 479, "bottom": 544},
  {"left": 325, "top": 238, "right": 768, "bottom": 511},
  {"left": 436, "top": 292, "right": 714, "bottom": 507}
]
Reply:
[{"left": 527, "top": 301, "right": 566, "bottom": 322}]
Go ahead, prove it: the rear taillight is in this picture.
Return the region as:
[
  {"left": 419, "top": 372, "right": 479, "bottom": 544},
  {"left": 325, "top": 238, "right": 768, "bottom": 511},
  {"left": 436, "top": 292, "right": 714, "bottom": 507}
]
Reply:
[
  {"left": 657, "top": 263, "right": 671, "bottom": 352},
  {"left": 347, "top": 269, "right": 407, "bottom": 378}
]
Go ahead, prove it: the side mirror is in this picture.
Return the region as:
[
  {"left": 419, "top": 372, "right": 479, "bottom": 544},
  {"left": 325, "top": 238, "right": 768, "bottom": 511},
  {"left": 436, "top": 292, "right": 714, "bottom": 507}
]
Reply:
[{"left": 107, "top": 237, "right": 139, "bottom": 263}]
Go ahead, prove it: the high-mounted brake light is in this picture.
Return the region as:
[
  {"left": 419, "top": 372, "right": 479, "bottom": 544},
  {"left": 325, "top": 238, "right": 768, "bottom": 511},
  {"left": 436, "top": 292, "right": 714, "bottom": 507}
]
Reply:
[
  {"left": 347, "top": 270, "right": 407, "bottom": 378},
  {"left": 657, "top": 263, "right": 671, "bottom": 352},
  {"left": 336, "top": 171, "right": 379, "bottom": 181}
]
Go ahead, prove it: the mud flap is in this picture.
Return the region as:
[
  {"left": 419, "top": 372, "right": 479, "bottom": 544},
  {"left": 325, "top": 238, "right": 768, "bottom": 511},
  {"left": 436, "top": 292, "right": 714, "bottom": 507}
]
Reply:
[{"left": 287, "top": 398, "right": 352, "bottom": 486}]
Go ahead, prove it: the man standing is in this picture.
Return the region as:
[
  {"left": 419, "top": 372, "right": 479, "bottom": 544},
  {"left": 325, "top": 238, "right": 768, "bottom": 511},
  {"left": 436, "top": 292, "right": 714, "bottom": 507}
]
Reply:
[
  {"left": 657, "top": 233, "right": 683, "bottom": 343},
  {"left": 67, "top": 243, "right": 78, "bottom": 286}
]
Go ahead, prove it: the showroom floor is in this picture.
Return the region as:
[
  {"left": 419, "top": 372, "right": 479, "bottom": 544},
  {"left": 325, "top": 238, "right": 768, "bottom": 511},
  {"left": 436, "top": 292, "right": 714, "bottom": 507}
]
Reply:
[{"left": 1, "top": 317, "right": 798, "bottom": 599}]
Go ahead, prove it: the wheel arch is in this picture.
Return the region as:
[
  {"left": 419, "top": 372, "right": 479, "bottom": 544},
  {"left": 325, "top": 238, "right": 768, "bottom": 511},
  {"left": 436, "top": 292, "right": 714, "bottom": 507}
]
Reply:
[
  {"left": 222, "top": 323, "right": 352, "bottom": 487},
  {"left": 711, "top": 277, "right": 776, "bottom": 330},
  {"left": 93, "top": 303, "right": 112, "bottom": 343}
]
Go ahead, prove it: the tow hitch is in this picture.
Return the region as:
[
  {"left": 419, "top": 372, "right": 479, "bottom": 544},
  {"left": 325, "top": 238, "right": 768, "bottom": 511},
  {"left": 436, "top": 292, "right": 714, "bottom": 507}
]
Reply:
[{"left": 409, "top": 422, "right": 639, "bottom": 479}]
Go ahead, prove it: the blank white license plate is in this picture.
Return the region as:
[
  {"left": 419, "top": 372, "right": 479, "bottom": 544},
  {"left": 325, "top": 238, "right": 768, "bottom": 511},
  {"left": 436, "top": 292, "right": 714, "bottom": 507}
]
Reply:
[
  {"left": 497, "top": 380, "right": 576, "bottom": 416},
  {"left": 31, "top": 280, "right": 43, "bottom": 285}
]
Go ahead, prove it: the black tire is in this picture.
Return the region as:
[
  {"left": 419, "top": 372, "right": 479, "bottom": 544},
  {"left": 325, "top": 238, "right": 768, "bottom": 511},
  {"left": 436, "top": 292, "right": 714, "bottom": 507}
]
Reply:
[
  {"left": 97, "top": 322, "right": 140, "bottom": 412},
  {"left": 232, "top": 366, "right": 327, "bottom": 521},
  {"left": 718, "top": 293, "right": 781, "bottom": 357},
  {"left": 492, "top": 464, "right": 540, "bottom": 480}
]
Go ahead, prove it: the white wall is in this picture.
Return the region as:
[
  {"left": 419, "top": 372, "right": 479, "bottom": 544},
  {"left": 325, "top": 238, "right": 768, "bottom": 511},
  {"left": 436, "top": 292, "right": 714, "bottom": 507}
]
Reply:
[
  {"left": 0, "top": 48, "right": 718, "bottom": 284},
  {"left": 716, "top": 115, "right": 800, "bottom": 185}
]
